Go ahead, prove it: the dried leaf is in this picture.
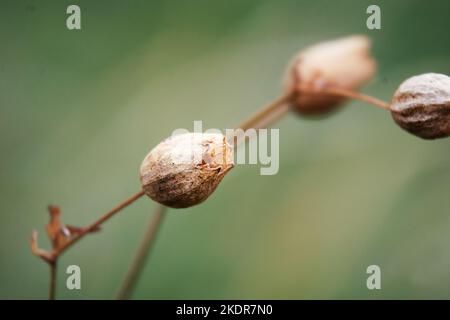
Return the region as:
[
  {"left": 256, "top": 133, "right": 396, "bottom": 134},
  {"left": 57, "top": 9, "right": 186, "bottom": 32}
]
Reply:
[
  {"left": 32, "top": 204, "right": 102, "bottom": 263},
  {"left": 45, "top": 205, "right": 70, "bottom": 249},
  {"left": 46, "top": 205, "right": 61, "bottom": 240},
  {"left": 46, "top": 205, "right": 102, "bottom": 251}
]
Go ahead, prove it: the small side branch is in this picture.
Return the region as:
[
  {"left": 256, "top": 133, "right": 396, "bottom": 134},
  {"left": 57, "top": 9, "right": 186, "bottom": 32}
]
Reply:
[
  {"left": 31, "top": 189, "right": 146, "bottom": 299},
  {"left": 56, "top": 190, "right": 146, "bottom": 256}
]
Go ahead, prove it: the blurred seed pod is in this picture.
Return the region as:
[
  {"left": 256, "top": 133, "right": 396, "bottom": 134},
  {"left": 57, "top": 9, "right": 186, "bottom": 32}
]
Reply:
[
  {"left": 140, "top": 133, "right": 234, "bottom": 208},
  {"left": 390, "top": 73, "right": 450, "bottom": 139},
  {"left": 284, "top": 35, "right": 377, "bottom": 115}
]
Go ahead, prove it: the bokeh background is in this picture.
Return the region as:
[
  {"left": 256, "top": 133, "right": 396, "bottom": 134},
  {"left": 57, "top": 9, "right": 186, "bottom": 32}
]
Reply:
[{"left": 1, "top": 0, "right": 449, "bottom": 299}]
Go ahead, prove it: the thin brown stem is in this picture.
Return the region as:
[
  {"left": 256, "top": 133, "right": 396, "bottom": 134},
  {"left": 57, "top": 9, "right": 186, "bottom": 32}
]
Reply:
[
  {"left": 36, "top": 190, "right": 145, "bottom": 300},
  {"left": 236, "top": 91, "right": 295, "bottom": 131},
  {"left": 298, "top": 85, "right": 391, "bottom": 110},
  {"left": 231, "top": 91, "right": 294, "bottom": 148},
  {"left": 115, "top": 91, "right": 295, "bottom": 300},
  {"left": 116, "top": 93, "right": 294, "bottom": 300},
  {"left": 55, "top": 190, "right": 145, "bottom": 257},
  {"left": 251, "top": 102, "right": 291, "bottom": 130},
  {"left": 35, "top": 79, "right": 391, "bottom": 301},
  {"left": 117, "top": 204, "right": 167, "bottom": 300},
  {"left": 49, "top": 261, "right": 57, "bottom": 300}
]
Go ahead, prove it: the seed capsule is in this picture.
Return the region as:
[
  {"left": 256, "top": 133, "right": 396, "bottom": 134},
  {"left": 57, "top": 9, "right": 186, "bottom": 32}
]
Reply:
[
  {"left": 140, "top": 133, "right": 234, "bottom": 208},
  {"left": 284, "top": 35, "right": 376, "bottom": 115},
  {"left": 390, "top": 73, "right": 450, "bottom": 140}
]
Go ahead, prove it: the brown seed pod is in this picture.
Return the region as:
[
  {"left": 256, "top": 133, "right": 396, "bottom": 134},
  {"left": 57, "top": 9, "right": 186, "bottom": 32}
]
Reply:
[
  {"left": 140, "top": 133, "right": 234, "bottom": 208},
  {"left": 390, "top": 73, "right": 450, "bottom": 140},
  {"left": 283, "top": 35, "right": 377, "bottom": 115}
]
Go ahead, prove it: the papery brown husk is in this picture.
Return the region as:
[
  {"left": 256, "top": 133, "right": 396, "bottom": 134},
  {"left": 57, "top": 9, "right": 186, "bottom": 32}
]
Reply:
[
  {"left": 284, "top": 35, "right": 377, "bottom": 116},
  {"left": 390, "top": 73, "right": 450, "bottom": 139},
  {"left": 140, "top": 133, "right": 234, "bottom": 208}
]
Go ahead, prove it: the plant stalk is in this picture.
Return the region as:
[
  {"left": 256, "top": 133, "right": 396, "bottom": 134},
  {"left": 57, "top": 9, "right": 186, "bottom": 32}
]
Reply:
[
  {"left": 36, "top": 83, "right": 390, "bottom": 300},
  {"left": 117, "top": 204, "right": 167, "bottom": 300},
  {"left": 236, "top": 91, "right": 295, "bottom": 131},
  {"left": 117, "top": 92, "right": 294, "bottom": 300},
  {"left": 55, "top": 190, "right": 145, "bottom": 257},
  {"left": 34, "top": 190, "right": 145, "bottom": 299},
  {"left": 298, "top": 85, "right": 391, "bottom": 110},
  {"left": 49, "top": 260, "right": 57, "bottom": 300}
]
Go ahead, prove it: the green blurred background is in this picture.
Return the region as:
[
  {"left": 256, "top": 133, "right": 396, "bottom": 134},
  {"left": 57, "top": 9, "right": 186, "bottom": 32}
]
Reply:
[{"left": 1, "top": 0, "right": 449, "bottom": 299}]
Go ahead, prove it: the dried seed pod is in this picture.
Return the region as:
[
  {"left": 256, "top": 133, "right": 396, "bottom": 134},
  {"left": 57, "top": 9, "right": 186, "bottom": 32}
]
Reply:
[
  {"left": 390, "top": 73, "right": 450, "bottom": 139},
  {"left": 140, "top": 133, "right": 234, "bottom": 208},
  {"left": 284, "top": 35, "right": 377, "bottom": 115}
]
